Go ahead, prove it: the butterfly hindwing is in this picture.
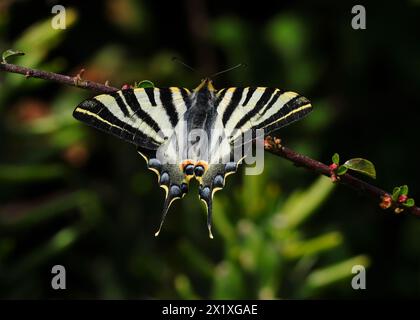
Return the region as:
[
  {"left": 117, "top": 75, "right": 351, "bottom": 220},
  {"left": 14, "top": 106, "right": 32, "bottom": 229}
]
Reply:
[
  {"left": 73, "top": 87, "right": 191, "bottom": 150},
  {"left": 197, "top": 161, "right": 239, "bottom": 239},
  {"left": 137, "top": 147, "right": 190, "bottom": 236}
]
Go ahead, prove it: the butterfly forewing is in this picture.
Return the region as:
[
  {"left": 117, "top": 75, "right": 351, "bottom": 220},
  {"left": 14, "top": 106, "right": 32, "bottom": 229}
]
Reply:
[
  {"left": 73, "top": 87, "right": 191, "bottom": 150},
  {"left": 215, "top": 87, "right": 312, "bottom": 142}
]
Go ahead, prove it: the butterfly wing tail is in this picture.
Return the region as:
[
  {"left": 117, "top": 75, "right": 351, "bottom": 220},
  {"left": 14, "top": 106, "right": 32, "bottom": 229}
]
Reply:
[
  {"left": 198, "top": 185, "right": 214, "bottom": 239},
  {"left": 198, "top": 162, "right": 239, "bottom": 239},
  {"left": 154, "top": 168, "right": 189, "bottom": 236},
  {"left": 155, "top": 184, "right": 185, "bottom": 236},
  {"left": 137, "top": 148, "right": 189, "bottom": 236}
]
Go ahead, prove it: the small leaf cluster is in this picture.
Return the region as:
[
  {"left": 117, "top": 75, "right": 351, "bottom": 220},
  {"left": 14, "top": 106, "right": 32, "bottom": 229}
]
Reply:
[
  {"left": 392, "top": 185, "right": 415, "bottom": 208},
  {"left": 330, "top": 153, "right": 376, "bottom": 181}
]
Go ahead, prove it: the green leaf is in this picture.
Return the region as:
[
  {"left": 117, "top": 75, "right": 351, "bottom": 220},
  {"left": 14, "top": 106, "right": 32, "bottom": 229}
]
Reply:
[
  {"left": 282, "top": 232, "right": 343, "bottom": 259},
  {"left": 274, "top": 176, "right": 335, "bottom": 230},
  {"left": 336, "top": 165, "right": 348, "bottom": 176},
  {"left": 392, "top": 187, "right": 401, "bottom": 202},
  {"left": 342, "top": 158, "right": 376, "bottom": 179},
  {"left": 400, "top": 185, "right": 409, "bottom": 196},
  {"left": 332, "top": 153, "right": 340, "bottom": 165},
  {"left": 403, "top": 198, "right": 415, "bottom": 207},
  {"left": 135, "top": 80, "right": 155, "bottom": 88},
  {"left": 2, "top": 49, "right": 25, "bottom": 63},
  {"left": 304, "top": 255, "right": 370, "bottom": 292}
]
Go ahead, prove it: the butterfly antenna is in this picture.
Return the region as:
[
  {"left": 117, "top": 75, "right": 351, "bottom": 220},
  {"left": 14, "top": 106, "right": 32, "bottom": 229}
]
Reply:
[
  {"left": 210, "top": 63, "right": 246, "bottom": 79},
  {"left": 172, "top": 57, "right": 197, "bottom": 73}
]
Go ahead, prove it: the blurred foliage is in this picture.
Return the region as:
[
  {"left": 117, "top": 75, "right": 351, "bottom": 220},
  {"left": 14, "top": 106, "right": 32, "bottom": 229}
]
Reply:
[{"left": 0, "top": 0, "right": 419, "bottom": 299}]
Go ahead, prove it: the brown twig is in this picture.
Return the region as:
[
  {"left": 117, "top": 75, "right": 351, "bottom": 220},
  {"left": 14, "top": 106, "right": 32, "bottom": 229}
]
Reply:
[
  {"left": 264, "top": 136, "right": 420, "bottom": 217},
  {"left": 1, "top": 61, "right": 419, "bottom": 217},
  {"left": 0, "top": 62, "right": 118, "bottom": 93}
]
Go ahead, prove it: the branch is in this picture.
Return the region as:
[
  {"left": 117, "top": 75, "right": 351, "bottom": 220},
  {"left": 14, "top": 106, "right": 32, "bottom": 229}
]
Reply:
[
  {"left": 1, "top": 61, "right": 419, "bottom": 217},
  {"left": 0, "top": 62, "right": 118, "bottom": 93},
  {"left": 265, "top": 137, "right": 420, "bottom": 217}
]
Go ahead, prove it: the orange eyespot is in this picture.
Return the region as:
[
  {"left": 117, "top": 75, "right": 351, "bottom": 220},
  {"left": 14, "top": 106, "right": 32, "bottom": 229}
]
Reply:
[
  {"left": 194, "top": 160, "right": 209, "bottom": 177},
  {"left": 195, "top": 160, "right": 209, "bottom": 172},
  {"left": 180, "top": 159, "right": 196, "bottom": 175},
  {"left": 180, "top": 160, "right": 209, "bottom": 178},
  {"left": 194, "top": 165, "right": 205, "bottom": 177}
]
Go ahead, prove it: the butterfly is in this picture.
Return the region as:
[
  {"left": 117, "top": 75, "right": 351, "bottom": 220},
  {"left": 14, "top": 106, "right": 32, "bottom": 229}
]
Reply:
[{"left": 73, "top": 78, "right": 312, "bottom": 238}]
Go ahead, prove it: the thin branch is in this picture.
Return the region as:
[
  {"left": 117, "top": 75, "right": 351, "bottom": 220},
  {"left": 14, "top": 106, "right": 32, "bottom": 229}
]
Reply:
[
  {"left": 1, "top": 61, "right": 419, "bottom": 217},
  {"left": 0, "top": 62, "right": 118, "bottom": 93},
  {"left": 264, "top": 137, "right": 420, "bottom": 217}
]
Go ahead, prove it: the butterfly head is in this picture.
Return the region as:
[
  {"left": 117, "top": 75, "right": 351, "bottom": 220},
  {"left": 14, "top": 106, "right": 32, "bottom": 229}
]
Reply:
[{"left": 195, "top": 78, "right": 216, "bottom": 93}]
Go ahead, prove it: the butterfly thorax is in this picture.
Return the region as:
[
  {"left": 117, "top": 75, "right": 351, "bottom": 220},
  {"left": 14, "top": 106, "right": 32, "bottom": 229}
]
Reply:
[
  {"left": 182, "top": 79, "right": 219, "bottom": 162},
  {"left": 187, "top": 80, "right": 216, "bottom": 131}
]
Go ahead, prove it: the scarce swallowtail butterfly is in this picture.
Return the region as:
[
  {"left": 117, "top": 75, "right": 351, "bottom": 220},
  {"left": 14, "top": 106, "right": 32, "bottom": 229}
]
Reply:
[{"left": 73, "top": 78, "right": 312, "bottom": 238}]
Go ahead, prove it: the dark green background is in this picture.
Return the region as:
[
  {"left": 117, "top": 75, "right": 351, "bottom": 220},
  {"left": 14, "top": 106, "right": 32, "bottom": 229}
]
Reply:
[{"left": 0, "top": 0, "right": 419, "bottom": 299}]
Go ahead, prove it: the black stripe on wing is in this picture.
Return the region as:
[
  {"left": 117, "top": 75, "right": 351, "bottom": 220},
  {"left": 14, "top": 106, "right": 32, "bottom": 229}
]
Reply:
[
  {"left": 233, "top": 88, "right": 277, "bottom": 130},
  {"left": 144, "top": 87, "right": 157, "bottom": 106},
  {"left": 256, "top": 95, "right": 312, "bottom": 134},
  {"left": 259, "top": 89, "right": 283, "bottom": 116},
  {"left": 73, "top": 98, "right": 161, "bottom": 150},
  {"left": 242, "top": 87, "right": 257, "bottom": 106},
  {"left": 222, "top": 88, "right": 244, "bottom": 126},
  {"left": 109, "top": 91, "right": 130, "bottom": 117},
  {"left": 159, "top": 88, "right": 179, "bottom": 128},
  {"left": 121, "top": 88, "right": 162, "bottom": 134},
  {"left": 180, "top": 88, "right": 192, "bottom": 110},
  {"left": 215, "top": 88, "right": 227, "bottom": 108}
]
